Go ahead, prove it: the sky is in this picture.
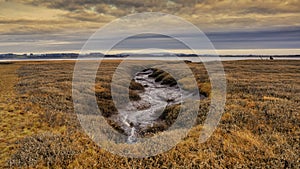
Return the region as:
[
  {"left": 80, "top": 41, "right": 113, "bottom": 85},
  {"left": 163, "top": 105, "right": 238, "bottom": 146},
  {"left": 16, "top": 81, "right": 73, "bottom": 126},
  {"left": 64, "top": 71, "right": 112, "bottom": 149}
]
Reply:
[{"left": 0, "top": 0, "right": 300, "bottom": 55}]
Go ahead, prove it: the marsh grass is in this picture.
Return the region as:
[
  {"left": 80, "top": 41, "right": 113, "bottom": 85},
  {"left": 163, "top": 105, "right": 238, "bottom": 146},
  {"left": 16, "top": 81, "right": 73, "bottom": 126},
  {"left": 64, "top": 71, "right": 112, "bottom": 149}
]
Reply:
[
  {"left": 0, "top": 60, "right": 299, "bottom": 168},
  {"left": 7, "top": 133, "right": 78, "bottom": 168}
]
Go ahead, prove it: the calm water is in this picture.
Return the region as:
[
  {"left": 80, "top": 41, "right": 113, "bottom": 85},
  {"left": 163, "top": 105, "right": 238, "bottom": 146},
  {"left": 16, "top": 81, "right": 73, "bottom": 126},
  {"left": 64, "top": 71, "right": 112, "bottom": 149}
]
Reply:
[
  {"left": 0, "top": 56, "right": 299, "bottom": 62},
  {"left": 102, "top": 56, "right": 300, "bottom": 62}
]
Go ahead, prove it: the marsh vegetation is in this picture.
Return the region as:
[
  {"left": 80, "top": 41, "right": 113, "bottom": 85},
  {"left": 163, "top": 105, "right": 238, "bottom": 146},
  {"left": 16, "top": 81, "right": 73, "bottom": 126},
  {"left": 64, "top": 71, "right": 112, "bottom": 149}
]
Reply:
[{"left": 0, "top": 60, "right": 299, "bottom": 168}]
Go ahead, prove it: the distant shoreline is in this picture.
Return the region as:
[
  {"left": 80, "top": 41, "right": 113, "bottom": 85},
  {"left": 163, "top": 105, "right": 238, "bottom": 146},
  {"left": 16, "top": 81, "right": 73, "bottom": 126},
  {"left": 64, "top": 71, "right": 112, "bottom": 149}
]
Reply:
[
  {"left": 1, "top": 56, "right": 299, "bottom": 63},
  {"left": 1, "top": 52, "right": 300, "bottom": 58},
  {"left": 0, "top": 52, "right": 300, "bottom": 61}
]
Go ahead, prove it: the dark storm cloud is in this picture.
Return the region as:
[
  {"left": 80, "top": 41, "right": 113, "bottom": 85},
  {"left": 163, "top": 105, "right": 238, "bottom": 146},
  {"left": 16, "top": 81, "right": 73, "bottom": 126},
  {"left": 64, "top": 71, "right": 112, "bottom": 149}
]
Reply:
[
  {"left": 111, "top": 28, "right": 300, "bottom": 50},
  {"left": 206, "top": 27, "right": 300, "bottom": 49}
]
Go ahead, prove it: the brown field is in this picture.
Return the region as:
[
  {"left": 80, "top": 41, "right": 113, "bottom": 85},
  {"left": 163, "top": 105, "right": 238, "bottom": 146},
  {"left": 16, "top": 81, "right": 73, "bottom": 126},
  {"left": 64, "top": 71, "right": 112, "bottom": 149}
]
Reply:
[{"left": 0, "top": 60, "right": 299, "bottom": 168}]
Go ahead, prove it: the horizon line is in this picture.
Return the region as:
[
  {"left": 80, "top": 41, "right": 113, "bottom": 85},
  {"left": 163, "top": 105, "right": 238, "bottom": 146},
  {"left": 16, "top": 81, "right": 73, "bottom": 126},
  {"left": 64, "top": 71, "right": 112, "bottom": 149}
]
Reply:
[{"left": 1, "top": 48, "right": 300, "bottom": 56}]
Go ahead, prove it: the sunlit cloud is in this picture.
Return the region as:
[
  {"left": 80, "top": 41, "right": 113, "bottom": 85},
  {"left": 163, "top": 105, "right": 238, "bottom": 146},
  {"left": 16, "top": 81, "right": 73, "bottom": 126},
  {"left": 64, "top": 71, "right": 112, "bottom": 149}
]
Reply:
[{"left": 2, "top": 0, "right": 300, "bottom": 34}]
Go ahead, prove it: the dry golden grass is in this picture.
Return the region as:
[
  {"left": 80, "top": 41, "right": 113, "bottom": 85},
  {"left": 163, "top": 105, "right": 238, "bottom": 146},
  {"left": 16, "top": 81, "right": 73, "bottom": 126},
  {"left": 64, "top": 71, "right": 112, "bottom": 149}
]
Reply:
[
  {"left": 0, "top": 62, "right": 51, "bottom": 167},
  {"left": 0, "top": 60, "right": 299, "bottom": 168}
]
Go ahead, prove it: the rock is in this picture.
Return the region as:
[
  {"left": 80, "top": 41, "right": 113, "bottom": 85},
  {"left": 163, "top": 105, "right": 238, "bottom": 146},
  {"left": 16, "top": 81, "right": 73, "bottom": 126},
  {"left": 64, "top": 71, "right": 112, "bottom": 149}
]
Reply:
[
  {"left": 133, "top": 101, "right": 151, "bottom": 110},
  {"left": 167, "top": 98, "right": 175, "bottom": 102}
]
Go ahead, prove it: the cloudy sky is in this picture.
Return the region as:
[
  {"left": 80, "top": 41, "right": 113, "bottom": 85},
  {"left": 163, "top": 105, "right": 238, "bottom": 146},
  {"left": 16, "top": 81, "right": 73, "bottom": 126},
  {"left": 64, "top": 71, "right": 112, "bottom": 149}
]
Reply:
[{"left": 0, "top": 0, "right": 300, "bottom": 55}]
